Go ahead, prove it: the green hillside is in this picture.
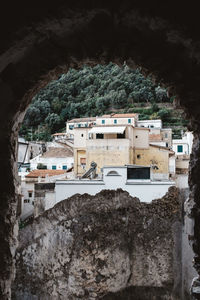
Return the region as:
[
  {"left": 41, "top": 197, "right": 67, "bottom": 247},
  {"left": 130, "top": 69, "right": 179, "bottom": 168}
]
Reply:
[{"left": 20, "top": 63, "right": 187, "bottom": 141}]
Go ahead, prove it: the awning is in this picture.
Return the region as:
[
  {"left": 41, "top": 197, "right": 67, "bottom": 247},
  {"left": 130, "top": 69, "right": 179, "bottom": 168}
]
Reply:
[{"left": 88, "top": 126, "right": 126, "bottom": 134}]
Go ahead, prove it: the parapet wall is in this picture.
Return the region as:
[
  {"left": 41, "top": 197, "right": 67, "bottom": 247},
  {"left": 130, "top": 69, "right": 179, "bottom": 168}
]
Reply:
[{"left": 12, "top": 187, "right": 183, "bottom": 299}]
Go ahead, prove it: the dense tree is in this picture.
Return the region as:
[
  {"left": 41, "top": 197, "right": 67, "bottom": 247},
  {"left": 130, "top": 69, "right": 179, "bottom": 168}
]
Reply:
[{"left": 21, "top": 63, "right": 181, "bottom": 141}]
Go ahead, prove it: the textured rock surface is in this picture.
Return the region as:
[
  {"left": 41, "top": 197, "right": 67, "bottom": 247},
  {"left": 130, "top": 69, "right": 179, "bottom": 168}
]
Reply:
[{"left": 12, "top": 187, "right": 182, "bottom": 299}]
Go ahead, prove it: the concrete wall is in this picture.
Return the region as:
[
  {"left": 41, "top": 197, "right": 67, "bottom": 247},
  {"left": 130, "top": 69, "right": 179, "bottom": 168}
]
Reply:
[
  {"left": 135, "top": 145, "right": 169, "bottom": 179},
  {"left": 161, "top": 128, "right": 172, "bottom": 147},
  {"left": 176, "top": 158, "right": 190, "bottom": 170},
  {"left": 132, "top": 128, "right": 149, "bottom": 149},
  {"left": 55, "top": 180, "right": 174, "bottom": 204},
  {"left": 173, "top": 141, "right": 189, "bottom": 155},
  {"left": 34, "top": 183, "right": 56, "bottom": 217},
  {"left": 55, "top": 167, "right": 175, "bottom": 204},
  {"left": 86, "top": 139, "right": 131, "bottom": 173},
  {"left": 73, "top": 128, "right": 89, "bottom": 148},
  {"left": 169, "top": 156, "right": 176, "bottom": 175},
  {"left": 20, "top": 181, "right": 34, "bottom": 220}
]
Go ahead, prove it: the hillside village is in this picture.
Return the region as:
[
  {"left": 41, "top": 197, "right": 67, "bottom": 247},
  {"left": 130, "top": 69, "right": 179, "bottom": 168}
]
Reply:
[{"left": 18, "top": 112, "right": 193, "bottom": 222}]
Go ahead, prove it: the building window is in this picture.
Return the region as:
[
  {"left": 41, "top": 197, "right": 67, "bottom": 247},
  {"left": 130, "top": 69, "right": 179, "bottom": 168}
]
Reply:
[
  {"left": 81, "top": 134, "right": 84, "bottom": 137},
  {"left": 137, "top": 154, "right": 141, "bottom": 159},
  {"left": 102, "top": 120, "right": 105, "bottom": 124},
  {"left": 107, "top": 171, "right": 120, "bottom": 176},
  {"left": 28, "top": 192, "right": 32, "bottom": 198},
  {"left": 78, "top": 124, "right": 81, "bottom": 127},
  {"left": 96, "top": 133, "right": 104, "bottom": 139},
  {"left": 62, "top": 165, "right": 67, "bottom": 170},
  {"left": 166, "top": 143, "right": 168, "bottom": 147},
  {"left": 117, "top": 133, "right": 125, "bottom": 139},
  {"left": 165, "top": 133, "right": 168, "bottom": 138},
  {"left": 24, "top": 199, "right": 30, "bottom": 203},
  {"left": 135, "top": 135, "right": 138, "bottom": 138},
  {"left": 114, "top": 119, "right": 117, "bottom": 124},
  {"left": 69, "top": 125, "right": 74, "bottom": 130},
  {"left": 128, "top": 118, "right": 131, "bottom": 124},
  {"left": 177, "top": 145, "right": 183, "bottom": 153},
  {"left": 52, "top": 165, "right": 57, "bottom": 170},
  {"left": 80, "top": 158, "right": 86, "bottom": 169},
  {"left": 127, "top": 167, "right": 150, "bottom": 180}
]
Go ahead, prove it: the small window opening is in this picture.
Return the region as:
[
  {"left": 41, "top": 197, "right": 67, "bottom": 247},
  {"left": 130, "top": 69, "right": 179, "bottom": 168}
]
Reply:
[
  {"left": 137, "top": 154, "right": 141, "bottom": 159},
  {"left": 24, "top": 199, "right": 30, "bottom": 203},
  {"left": 177, "top": 145, "right": 183, "bottom": 153},
  {"left": 96, "top": 133, "right": 104, "bottom": 139},
  {"left": 117, "top": 133, "right": 125, "bottom": 139}
]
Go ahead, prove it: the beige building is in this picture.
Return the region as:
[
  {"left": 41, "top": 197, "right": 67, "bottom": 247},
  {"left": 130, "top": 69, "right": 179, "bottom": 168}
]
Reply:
[
  {"left": 96, "top": 113, "right": 138, "bottom": 126},
  {"left": 73, "top": 125, "right": 149, "bottom": 175},
  {"left": 135, "top": 144, "right": 175, "bottom": 180},
  {"left": 73, "top": 127, "right": 90, "bottom": 175},
  {"left": 148, "top": 128, "right": 172, "bottom": 148},
  {"left": 72, "top": 114, "right": 174, "bottom": 180}
]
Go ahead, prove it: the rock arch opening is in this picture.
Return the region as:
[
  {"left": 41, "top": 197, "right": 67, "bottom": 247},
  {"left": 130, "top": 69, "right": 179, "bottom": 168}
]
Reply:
[{"left": 1, "top": 3, "right": 200, "bottom": 299}]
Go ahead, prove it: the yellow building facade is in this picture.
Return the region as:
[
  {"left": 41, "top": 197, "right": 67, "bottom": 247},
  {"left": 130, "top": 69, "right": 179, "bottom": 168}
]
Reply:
[
  {"left": 73, "top": 119, "right": 173, "bottom": 179},
  {"left": 134, "top": 145, "right": 173, "bottom": 180}
]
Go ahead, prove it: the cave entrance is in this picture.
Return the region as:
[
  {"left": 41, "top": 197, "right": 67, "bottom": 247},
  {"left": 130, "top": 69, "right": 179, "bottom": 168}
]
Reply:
[
  {"left": 15, "top": 62, "right": 196, "bottom": 299},
  {"left": 18, "top": 62, "right": 182, "bottom": 221},
  {"left": 0, "top": 4, "right": 200, "bottom": 299}
]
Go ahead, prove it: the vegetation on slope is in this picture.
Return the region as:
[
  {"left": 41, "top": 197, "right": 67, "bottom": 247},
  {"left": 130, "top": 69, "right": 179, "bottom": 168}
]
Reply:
[{"left": 20, "top": 63, "right": 187, "bottom": 141}]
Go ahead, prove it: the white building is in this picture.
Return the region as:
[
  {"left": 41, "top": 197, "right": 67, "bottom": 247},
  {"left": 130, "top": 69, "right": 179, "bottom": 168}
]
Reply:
[
  {"left": 66, "top": 117, "right": 96, "bottom": 134},
  {"left": 52, "top": 132, "right": 68, "bottom": 141},
  {"left": 20, "top": 169, "right": 69, "bottom": 220},
  {"left": 18, "top": 137, "right": 44, "bottom": 165},
  {"left": 30, "top": 147, "right": 74, "bottom": 171},
  {"left": 137, "top": 119, "right": 162, "bottom": 129},
  {"left": 172, "top": 131, "right": 193, "bottom": 155},
  {"left": 18, "top": 137, "right": 29, "bottom": 164},
  {"left": 66, "top": 113, "right": 138, "bottom": 138},
  {"left": 55, "top": 165, "right": 175, "bottom": 206},
  {"left": 96, "top": 113, "right": 138, "bottom": 126}
]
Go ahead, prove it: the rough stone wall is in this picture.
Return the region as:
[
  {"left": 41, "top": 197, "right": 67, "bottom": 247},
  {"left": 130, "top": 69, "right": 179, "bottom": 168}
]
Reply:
[{"left": 12, "top": 187, "right": 182, "bottom": 300}]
